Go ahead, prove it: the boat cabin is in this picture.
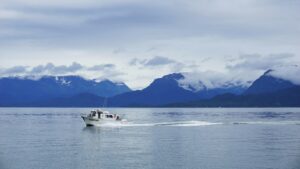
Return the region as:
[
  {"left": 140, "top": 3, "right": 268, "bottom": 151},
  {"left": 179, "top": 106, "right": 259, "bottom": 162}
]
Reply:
[{"left": 88, "top": 109, "right": 120, "bottom": 120}]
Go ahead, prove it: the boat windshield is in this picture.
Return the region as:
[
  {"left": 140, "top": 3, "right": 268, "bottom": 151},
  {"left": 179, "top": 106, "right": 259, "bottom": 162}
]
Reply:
[
  {"left": 90, "top": 111, "right": 96, "bottom": 116},
  {"left": 105, "top": 114, "right": 114, "bottom": 118}
]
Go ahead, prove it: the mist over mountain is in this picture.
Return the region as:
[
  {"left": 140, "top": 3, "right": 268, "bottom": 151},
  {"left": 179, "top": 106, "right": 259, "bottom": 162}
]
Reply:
[
  {"left": 244, "top": 70, "right": 296, "bottom": 95},
  {"left": 169, "top": 67, "right": 300, "bottom": 107},
  {"left": 0, "top": 66, "right": 299, "bottom": 107},
  {"left": 109, "top": 73, "right": 247, "bottom": 106},
  {"left": 244, "top": 66, "right": 300, "bottom": 95},
  {"left": 110, "top": 73, "right": 199, "bottom": 106}
]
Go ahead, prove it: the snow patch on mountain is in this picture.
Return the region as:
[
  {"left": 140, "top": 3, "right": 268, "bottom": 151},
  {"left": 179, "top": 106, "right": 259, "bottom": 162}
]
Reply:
[{"left": 58, "top": 78, "right": 71, "bottom": 86}]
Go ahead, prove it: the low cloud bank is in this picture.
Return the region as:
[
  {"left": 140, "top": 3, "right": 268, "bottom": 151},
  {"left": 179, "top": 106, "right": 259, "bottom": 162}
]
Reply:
[
  {"left": 267, "top": 65, "right": 300, "bottom": 85},
  {"left": 0, "top": 58, "right": 299, "bottom": 90},
  {"left": 178, "top": 65, "right": 300, "bottom": 92},
  {"left": 0, "top": 62, "right": 118, "bottom": 76},
  {"left": 129, "top": 56, "right": 177, "bottom": 67},
  {"left": 178, "top": 71, "right": 251, "bottom": 92}
]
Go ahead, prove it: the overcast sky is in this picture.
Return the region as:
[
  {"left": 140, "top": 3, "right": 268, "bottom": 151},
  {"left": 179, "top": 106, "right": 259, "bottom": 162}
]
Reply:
[{"left": 0, "top": 0, "right": 299, "bottom": 89}]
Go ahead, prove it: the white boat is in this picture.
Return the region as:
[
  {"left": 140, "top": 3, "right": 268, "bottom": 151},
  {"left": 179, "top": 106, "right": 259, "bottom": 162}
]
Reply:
[{"left": 81, "top": 109, "right": 125, "bottom": 126}]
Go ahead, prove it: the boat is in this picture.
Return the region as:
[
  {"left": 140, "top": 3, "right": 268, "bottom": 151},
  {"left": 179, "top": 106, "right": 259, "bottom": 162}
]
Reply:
[{"left": 81, "top": 109, "right": 125, "bottom": 126}]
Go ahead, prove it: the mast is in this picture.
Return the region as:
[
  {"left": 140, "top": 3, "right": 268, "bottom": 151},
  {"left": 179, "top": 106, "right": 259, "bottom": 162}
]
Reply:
[{"left": 103, "top": 97, "right": 108, "bottom": 107}]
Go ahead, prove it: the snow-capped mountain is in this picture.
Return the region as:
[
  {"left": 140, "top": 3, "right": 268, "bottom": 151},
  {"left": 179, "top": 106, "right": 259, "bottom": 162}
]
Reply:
[
  {"left": 177, "top": 72, "right": 248, "bottom": 98},
  {"left": 109, "top": 73, "right": 247, "bottom": 106},
  {"left": 1, "top": 66, "right": 299, "bottom": 107},
  {"left": 244, "top": 66, "right": 300, "bottom": 95},
  {"left": 0, "top": 75, "right": 131, "bottom": 106}
]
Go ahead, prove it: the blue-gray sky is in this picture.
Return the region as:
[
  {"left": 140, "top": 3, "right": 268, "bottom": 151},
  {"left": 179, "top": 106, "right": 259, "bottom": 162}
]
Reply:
[{"left": 0, "top": 0, "right": 299, "bottom": 89}]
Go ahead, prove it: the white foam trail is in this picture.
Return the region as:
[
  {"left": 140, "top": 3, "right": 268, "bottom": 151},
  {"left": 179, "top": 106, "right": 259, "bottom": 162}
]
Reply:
[
  {"left": 161, "top": 121, "right": 222, "bottom": 126},
  {"left": 232, "top": 121, "right": 300, "bottom": 125},
  {"left": 92, "top": 120, "right": 222, "bottom": 128},
  {"left": 90, "top": 120, "right": 300, "bottom": 128}
]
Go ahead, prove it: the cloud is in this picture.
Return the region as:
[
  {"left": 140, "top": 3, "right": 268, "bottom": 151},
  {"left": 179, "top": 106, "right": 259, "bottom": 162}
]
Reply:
[
  {"left": 0, "top": 65, "right": 28, "bottom": 76},
  {"left": 0, "top": 0, "right": 299, "bottom": 89},
  {"left": 0, "top": 62, "right": 119, "bottom": 77},
  {"left": 267, "top": 65, "right": 300, "bottom": 85},
  {"left": 113, "top": 48, "right": 126, "bottom": 54},
  {"left": 54, "top": 62, "right": 83, "bottom": 73},
  {"left": 30, "top": 62, "right": 83, "bottom": 74},
  {"left": 144, "top": 56, "right": 176, "bottom": 66},
  {"left": 4, "top": 66, "right": 28, "bottom": 74},
  {"left": 128, "top": 55, "right": 188, "bottom": 73},
  {"left": 129, "top": 56, "right": 176, "bottom": 67},
  {"left": 88, "top": 64, "right": 115, "bottom": 71},
  {"left": 128, "top": 58, "right": 143, "bottom": 66},
  {"left": 87, "top": 63, "right": 124, "bottom": 81},
  {"left": 227, "top": 53, "right": 295, "bottom": 71},
  {"left": 94, "top": 71, "right": 126, "bottom": 82},
  {"left": 30, "top": 63, "right": 53, "bottom": 74},
  {"left": 1, "top": 0, "right": 299, "bottom": 49},
  {"left": 177, "top": 53, "right": 300, "bottom": 91},
  {"left": 178, "top": 71, "right": 251, "bottom": 92}
]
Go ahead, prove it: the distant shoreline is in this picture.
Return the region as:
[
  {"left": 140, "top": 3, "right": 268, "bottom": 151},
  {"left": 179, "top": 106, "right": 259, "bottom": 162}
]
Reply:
[{"left": 1, "top": 106, "right": 300, "bottom": 108}]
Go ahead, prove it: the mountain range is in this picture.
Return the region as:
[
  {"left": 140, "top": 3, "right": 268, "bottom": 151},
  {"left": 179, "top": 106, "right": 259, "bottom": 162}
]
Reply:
[
  {"left": 167, "top": 86, "right": 300, "bottom": 107},
  {"left": 0, "top": 76, "right": 130, "bottom": 106},
  {"left": 0, "top": 68, "right": 299, "bottom": 107}
]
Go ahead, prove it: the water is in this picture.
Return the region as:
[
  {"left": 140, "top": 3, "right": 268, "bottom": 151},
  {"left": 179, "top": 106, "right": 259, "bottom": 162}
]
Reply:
[{"left": 0, "top": 108, "right": 300, "bottom": 169}]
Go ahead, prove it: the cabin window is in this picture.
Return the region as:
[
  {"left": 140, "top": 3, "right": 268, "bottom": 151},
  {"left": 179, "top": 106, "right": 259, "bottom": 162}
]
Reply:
[{"left": 106, "top": 115, "right": 113, "bottom": 118}]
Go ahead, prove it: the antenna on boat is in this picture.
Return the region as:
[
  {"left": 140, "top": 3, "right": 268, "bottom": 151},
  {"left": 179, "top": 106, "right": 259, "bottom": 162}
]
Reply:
[{"left": 103, "top": 97, "right": 108, "bottom": 107}]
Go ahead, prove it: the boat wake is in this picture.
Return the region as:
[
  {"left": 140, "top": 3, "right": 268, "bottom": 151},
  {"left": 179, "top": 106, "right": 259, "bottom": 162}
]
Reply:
[
  {"left": 230, "top": 121, "right": 300, "bottom": 125},
  {"left": 93, "top": 120, "right": 221, "bottom": 127},
  {"left": 91, "top": 120, "right": 300, "bottom": 127}
]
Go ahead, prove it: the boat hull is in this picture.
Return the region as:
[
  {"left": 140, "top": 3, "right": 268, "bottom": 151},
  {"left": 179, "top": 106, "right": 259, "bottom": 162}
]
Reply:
[{"left": 81, "top": 116, "right": 122, "bottom": 126}]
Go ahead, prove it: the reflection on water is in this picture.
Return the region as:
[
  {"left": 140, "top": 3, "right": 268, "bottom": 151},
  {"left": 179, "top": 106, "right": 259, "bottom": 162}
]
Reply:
[{"left": 0, "top": 108, "right": 300, "bottom": 169}]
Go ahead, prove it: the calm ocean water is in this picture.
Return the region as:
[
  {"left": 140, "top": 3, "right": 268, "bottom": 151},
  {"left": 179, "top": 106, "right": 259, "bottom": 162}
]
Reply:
[{"left": 0, "top": 108, "right": 300, "bottom": 169}]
